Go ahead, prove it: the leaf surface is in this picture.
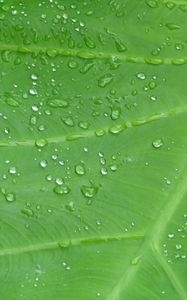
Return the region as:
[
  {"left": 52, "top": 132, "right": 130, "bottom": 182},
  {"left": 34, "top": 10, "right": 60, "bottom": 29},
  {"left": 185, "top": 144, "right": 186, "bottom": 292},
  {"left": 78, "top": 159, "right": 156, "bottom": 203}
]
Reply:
[{"left": 0, "top": 0, "right": 187, "bottom": 299}]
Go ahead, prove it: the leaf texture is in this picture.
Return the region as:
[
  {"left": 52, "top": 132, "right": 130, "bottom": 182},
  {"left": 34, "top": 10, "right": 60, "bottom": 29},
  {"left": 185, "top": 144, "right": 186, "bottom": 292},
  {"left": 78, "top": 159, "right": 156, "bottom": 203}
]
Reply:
[{"left": 0, "top": 0, "right": 187, "bottom": 299}]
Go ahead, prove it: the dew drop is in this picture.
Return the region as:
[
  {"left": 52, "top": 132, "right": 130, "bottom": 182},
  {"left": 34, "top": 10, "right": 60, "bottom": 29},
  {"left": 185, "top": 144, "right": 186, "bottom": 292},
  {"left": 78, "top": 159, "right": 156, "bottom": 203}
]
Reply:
[
  {"left": 81, "top": 184, "right": 98, "bottom": 199},
  {"left": 9, "top": 167, "right": 17, "bottom": 174},
  {"left": 146, "top": 0, "right": 158, "bottom": 8},
  {"left": 115, "top": 38, "right": 127, "bottom": 52},
  {"left": 152, "top": 139, "right": 163, "bottom": 149},
  {"left": 54, "top": 185, "right": 70, "bottom": 195},
  {"left": 95, "top": 128, "right": 105, "bottom": 137},
  {"left": 40, "top": 160, "right": 48, "bottom": 168},
  {"left": 62, "top": 116, "right": 74, "bottom": 127},
  {"left": 98, "top": 74, "right": 113, "bottom": 88},
  {"left": 100, "top": 167, "right": 108, "bottom": 175},
  {"left": 35, "top": 138, "right": 48, "bottom": 148},
  {"left": 165, "top": 23, "right": 180, "bottom": 30},
  {"left": 6, "top": 97, "right": 19, "bottom": 107},
  {"left": 136, "top": 72, "right": 146, "bottom": 80},
  {"left": 176, "top": 244, "right": 182, "bottom": 250},
  {"left": 5, "top": 192, "right": 16, "bottom": 202},
  {"left": 47, "top": 99, "right": 68, "bottom": 108},
  {"left": 75, "top": 164, "right": 86, "bottom": 175},
  {"left": 84, "top": 36, "right": 96, "bottom": 49},
  {"left": 111, "top": 107, "right": 121, "bottom": 120},
  {"left": 109, "top": 123, "right": 126, "bottom": 134}
]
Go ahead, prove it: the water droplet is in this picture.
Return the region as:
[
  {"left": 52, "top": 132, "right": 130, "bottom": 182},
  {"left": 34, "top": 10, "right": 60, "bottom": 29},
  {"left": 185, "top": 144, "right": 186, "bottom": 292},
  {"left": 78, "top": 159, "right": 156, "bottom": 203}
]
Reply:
[
  {"left": 55, "top": 177, "right": 64, "bottom": 185},
  {"left": 152, "top": 139, "right": 163, "bottom": 149},
  {"left": 31, "top": 74, "right": 38, "bottom": 80},
  {"left": 95, "top": 128, "right": 105, "bottom": 137},
  {"left": 84, "top": 36, "right": 96, "bottom": 49},
  {"left": 109, "top": 123, "right": 126, "bottom": 134},
  {"left": 81, "top": 184, "right": 98, "bottom": 199},
  {"left": 68, "top": 60, "right": 78, "bottom": 69},
  {"left": 47, "top": 99, "right": 68, "bottom": 108},
  {"left": 168, "top": 233, "right": 174, "bottom": 239},
  {"left": 21, "top": 207, "right": 34, "bottom": 217},
  {"left": 165, "top": 23, "right": 180, "bottom": 30},
  {"left": 80, "top": 62, "right": 94, "bottom": 74},
  {"left": 109, "top": 164, "right": 118, "bottom": 172},
  {"left": 40, "top": 160, "right": 48, "bottom": 168},
  {"left": 29, "top": 89, "right": 38, "bottom": 96},
  {"left": 54, "top": 185, "right": 70, "bottom": 195},
  {"left": 35, "top": 138, "right": 48, "bottom": 148},
  {"left": 75, "top": 164, "right": 86, "bottom": 175},
  {"left": 111, "top": 107, "right": 121, "bottom": 120},
  {"left": 65, "top": 201, "right": 75, "bottom": 212},
  {"left": 146, "top": 0, "right": 158, "bottom": 8},
  {"left": 62, "top": 116, "right": 74, "bottom": 127},
  {"left": 100, "top": 167, "right": 108, "bottom": 175},
  {"left": 98, "top": 74, "right": 113, "bottom": 88},
  {"left": 149, "top": 81, "right": 156, "bottom": 89},
  {"left": 136, "top": 72, "right": 146, "bottom": 80},
  {"left": 78, "top": 121, "right": 89, "bottom": 130},
  {"left": 115, "top": 38, "right": 127, "bottom": 52},
  {"left": 9, "top": 167, "right": 17, "bottom": 174},
  {"left": 176, "top": 244, "right": 182, "bottom": 250},
  {"left": 165, "top": 2, "right": 175, "bottom": 9},
  {"left": 5, "top": 192, "right": 16, "bottom": 202},
  {"left": 30, "top": 115, "right": 38, "bottom": 125},
  {"left": 6, "top": 97, "right": 19, "bottom": 107}
]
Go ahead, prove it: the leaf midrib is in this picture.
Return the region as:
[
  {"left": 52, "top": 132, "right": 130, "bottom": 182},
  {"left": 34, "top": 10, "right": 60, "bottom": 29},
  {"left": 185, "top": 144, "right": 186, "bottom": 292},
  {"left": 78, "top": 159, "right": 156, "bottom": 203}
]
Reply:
[
  {"left": 0, "top": 43, "right": 187, "bottom": 65},
  {"left": 0, "top": 233, "right": 144, "bottom": 257},
  {"left": 0, "top": 107, "right": 186, "bottom": 147}
]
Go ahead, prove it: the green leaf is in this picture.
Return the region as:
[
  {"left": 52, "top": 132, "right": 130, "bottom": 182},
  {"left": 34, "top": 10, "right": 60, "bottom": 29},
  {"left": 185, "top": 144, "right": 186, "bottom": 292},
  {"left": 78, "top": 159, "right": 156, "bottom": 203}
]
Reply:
[{"left": 0, "top": 0, "right": 187, "bottom": 299}]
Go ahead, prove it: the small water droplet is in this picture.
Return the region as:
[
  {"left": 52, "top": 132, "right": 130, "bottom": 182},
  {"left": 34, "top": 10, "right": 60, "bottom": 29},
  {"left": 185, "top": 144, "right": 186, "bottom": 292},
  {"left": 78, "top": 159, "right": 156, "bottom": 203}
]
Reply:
[
  {"left": 54, "top": 185, "right": 70, "bottom": 195},
  {"left": 152, "top": 139, "right": 163, "bottom": 149},
  {"left": 62, "top": 116, "right": 74, "bottom": 127},
  {"left": 136, "top": 72, "right": 146, "bottom": 80},
  {"left": 47, "top": 99, "right": 68, "bottom": 108},
  {"left": 176, "top": 244, "right": 182, "bottom": 250},
  {"left": 9, "top": 166, "right": 17, "bottom": 174},
  {"left": 115, "top": 38, "right": 127, "bottom": 52},
  {"left": 5, "top": 192, "right": 16, "bottom": 202},
  {"left": 35, "top": 138, "right": 48, "bottom": 148},
  {"left": 40, "top": 160, "right": 48, "bottom": 168},
  {"left": 75, "top": 164, "right": 86, "bottom": 175},
  {"left": 84, "top": 36, "right": 96, "bottom": 49},
  {"left": 81, "top": 184, "right": 98, "bottom": 199},
  {"left": 98, "top": 74, "right": 113, "bottom": 88}
]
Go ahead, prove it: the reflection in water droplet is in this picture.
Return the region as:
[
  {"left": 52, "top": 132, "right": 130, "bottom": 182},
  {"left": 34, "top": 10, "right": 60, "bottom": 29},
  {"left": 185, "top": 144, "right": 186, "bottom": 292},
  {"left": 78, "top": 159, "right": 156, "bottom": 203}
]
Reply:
[{"left": 152, "top": 139, "right": 163, "bottom": 149}]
